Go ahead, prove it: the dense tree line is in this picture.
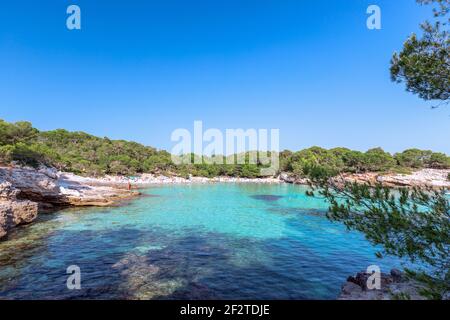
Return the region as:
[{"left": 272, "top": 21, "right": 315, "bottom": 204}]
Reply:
[{"left": 1, "top": 119, "right": 449, "bottom": 178}]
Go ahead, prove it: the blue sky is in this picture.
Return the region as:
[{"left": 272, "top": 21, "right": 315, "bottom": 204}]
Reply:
[{"left": 0, "top": 0, "right": 449, "bottom": 154}]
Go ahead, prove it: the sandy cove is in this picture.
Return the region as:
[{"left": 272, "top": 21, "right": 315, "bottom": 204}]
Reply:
[
  {"left": 1, "top": 165, "right": 449, "bottom": 240},
  {"left": 60, "top": 171, "right": 282, "bottom": 188},
  {"left": 58, "top": 168, "right": 450, "bottom": 189}
]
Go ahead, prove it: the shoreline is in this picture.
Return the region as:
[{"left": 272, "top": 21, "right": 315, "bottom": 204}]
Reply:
[
  {"left": 1, "top": 165, "right": 449, "bottom": 240},
  {"left": 60, "top": 172, "right": 283, "bottom": 189},
  {"left": 60, "top": 168, "right": 450, "bottom": 189}
]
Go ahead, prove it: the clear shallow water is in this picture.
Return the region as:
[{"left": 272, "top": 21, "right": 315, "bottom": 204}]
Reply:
[{"left": 0, "top": 183, "right": 406, "bottom": 299}]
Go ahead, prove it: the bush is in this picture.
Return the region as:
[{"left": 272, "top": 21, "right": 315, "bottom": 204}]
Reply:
[
  {"left": 363, "top": 148, "right": 396, "bottom": 172},
  {"left": 426, "top": 153, "right": 450, "bottom": 169},
  {"left": 0, "top": 120, "right": 38, "bottom": 146},
  {"left": 395, "top": 149, "right": 432, "bottom": 168},
  {"left": 0, "top": 145, "right": 14, "bottom": 165},
  {"left": 4, "top": 143, "right": 49, "bottom": 168}
]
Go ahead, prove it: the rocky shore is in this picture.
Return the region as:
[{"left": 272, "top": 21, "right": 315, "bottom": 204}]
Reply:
[
  {"left": 338, "top": 269, "right": 428, "bottom": 300},
  {"left": 60, "top": 172, "right": 282, "bottom": 188},
  {"left": 281, "top": 169, "right": 450, "bottom": 189},
  {"left": 341, "top": 169, "right": 450, "bottom": 189},
  {"left": 0, "top": 181, "right": 38, "bottom": 239},
  {"left": 60, "top": 168, "right": 450, "bottom": 189},
  {"left": 0, "top": 166, "right": 139, "bottom": 240}
]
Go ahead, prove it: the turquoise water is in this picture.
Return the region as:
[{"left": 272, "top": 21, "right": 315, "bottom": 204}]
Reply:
[{"left": 0, "top": 183, "right": 406, "bottom": 299}]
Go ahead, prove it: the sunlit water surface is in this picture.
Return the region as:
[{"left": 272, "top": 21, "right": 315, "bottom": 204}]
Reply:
[{"left": 0, "top": 184, "right": 407, "bottom": 299}]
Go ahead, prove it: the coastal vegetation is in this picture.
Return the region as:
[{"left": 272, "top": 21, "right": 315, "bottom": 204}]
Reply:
[
  {"left": 1, "top": 119, "right": 449, "bottom": 179},
  {"left": 309, "top": 0, "right": 450, "bottom": 299},
  {"left": 307, "top": 179, "right": 449, "bottom": 299},
  {"left": 391, "top": 0, "right": 449, "bottom": 107}
]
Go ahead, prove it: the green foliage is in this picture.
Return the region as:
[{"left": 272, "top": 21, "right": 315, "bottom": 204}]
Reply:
[
  {"left": 0, "top": 120, "right": 38, "bottom": 146},
  {"left": 395, "top": 149, "right": 433, "bottom": 168},
  {"left": 288, "top": 147, "right": 342, "bottom": 178},
  {"left": 363, "top": 148, "right": 397, "bottom": 172},
  {"left": 308, "top": 178, "right": 450, "bottom": 299},
  {"left": 33, "top": 129, "right": 163, "bottom": 175},
  {"left": 391, "top": 0, "right": 449, "bottom": 104},
  {"left": 287, "top": 147, "right": 403, "bottom": 179},
  {"left": 428, "top": 152, "right": 450, "bottom": 168},
  {"left": 395, "top": 149, "right": 450, "bottom": 169}
]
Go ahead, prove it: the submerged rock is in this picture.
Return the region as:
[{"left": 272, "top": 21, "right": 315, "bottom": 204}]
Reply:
[
  {"left": 250, "top": 195, "right": 283, "bottom": 202},
  {"left": 112, "top": 253, "right": 183, "bottom": 300}
]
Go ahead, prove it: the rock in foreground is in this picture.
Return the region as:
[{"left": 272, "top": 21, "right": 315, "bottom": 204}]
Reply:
[
  {"left": 0, "top": 200, "right": 38, "bottom": 239},
  {"left": 338, "top": 269, "right": 427, "bottom": 300},
  {"left": 0, "top": 181, "right": 38, "bottom": 239}
]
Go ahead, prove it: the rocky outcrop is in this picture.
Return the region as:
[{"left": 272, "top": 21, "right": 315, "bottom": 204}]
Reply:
[
  {"left": 279, "top": 169, "right": 450, "bottom": 188},
  {"left": 0, "top": 181, "right": 38, "bottom": 239},
  {"left": 342, "top": 169, "right": 450, "bottom": 189},
  {"left": 0, "top": 166, "right": 139, "bottom": 240},
  {"left": 0, "top": 166, "right": 139, "bottom": 207},
  {"left": 279, "top": 172, "right": 308, "bottom": 184},
  {"left": 0, "top": 200, "right": 38, "bottom": 239},
  {"left": 0, "top": 166, "right": 63, "bottom": 204},
  {"left": 338, "top": 269, "right": 428, "bottom": 300}
]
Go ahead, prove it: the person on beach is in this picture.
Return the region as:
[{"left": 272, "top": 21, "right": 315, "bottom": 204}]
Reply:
[{"left": 128, "top": 179, "right": 132, "bottom": 191}]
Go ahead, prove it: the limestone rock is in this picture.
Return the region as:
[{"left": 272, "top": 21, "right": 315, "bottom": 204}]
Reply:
[
  {"left": 0, "top": 181, "right": 20, "bottom": 200},
  {"left": 37, "top": 165, "right": 59, "bottom": 180},
  {"left": 342, "top": 169, "right": 450, "bottom": 189},
  {"left": 341, "top": 281, "right": 362, "bottom": 295},
  {"left": 279, "top": 172, "right": 308, "bottom": 184},
  {"left": 0, "top": 199, "right": 38, "bottom": 239},
  {"left": 339, "top": 269, "right": 427, "bottom": 300},
  {"left": 0, "top": 166, "right": 61, "bottom": 203},
  {"left": 390, "top": 268, "right": 403, "bottom": 282},
  {"left": 0, "top": 166, "right": 138, "bottom": 207},
  {"left": 0, "top": 166, "right": 140, "bottom": 240}
]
